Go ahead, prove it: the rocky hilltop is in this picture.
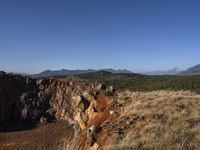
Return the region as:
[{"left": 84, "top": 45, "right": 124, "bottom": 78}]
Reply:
[
  {"left": 2, "top": 71, "right": 200, "bottom": 150},
  {"left": 0, "top": 71, "right": 116, "bottom": 149}
]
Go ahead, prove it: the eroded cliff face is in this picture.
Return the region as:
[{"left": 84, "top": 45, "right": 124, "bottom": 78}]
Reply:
[
  {"left": 0, "top": 73, "right": 115, "bottom": 150},
  {"left": 0, "top": 72, "right": 37, "bottom": 122}
]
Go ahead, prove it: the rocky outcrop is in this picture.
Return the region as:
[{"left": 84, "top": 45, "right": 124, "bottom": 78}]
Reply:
[
  {"left": 0, "top": 73, "right": 117, "bottom": 149},
  {"left": 2, "top": 75, "right": 200, "bottom": 150},
  {"left": 0, "top": 73, "right": 37, "bottom": 122}
]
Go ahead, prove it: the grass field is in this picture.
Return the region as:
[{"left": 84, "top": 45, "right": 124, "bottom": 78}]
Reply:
[{"left": 106, "top": 90, "right": 200, "bottom": 150}]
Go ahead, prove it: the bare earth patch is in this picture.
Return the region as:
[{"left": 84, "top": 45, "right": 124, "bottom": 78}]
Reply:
[{"left": 0, "top": 121, "right": 74, "bottom": 150}]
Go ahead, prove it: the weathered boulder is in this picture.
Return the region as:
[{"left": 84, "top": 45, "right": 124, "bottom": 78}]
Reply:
[{"left": 107, "top": 86, "right": 114, "bottom": 93}]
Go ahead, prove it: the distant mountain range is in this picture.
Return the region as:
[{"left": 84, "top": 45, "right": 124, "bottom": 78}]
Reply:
[
  {"left": 18, "top": 64, "right": 200, "bottom": 77},
  {"left": 143, "top": 67, "right": 181, "bottom": 75},
  {"left": 179, "top": 64, "right": 200, "bottom": 75},
  {"left": 31, "top": 69, "right": 133, "bottom": 77}
]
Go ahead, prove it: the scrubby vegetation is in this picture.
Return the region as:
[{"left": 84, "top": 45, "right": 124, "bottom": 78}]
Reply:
[
  {"left": 105, "top": 90, "right": 200, "bottom": 150},
  {"left": 79, "top": 71, "right": 200, "bottom": 93}
]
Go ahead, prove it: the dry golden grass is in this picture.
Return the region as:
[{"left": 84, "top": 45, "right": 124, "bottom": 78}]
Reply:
[{"left": 106, "top": 90, "right": 200, "bottom": 150}]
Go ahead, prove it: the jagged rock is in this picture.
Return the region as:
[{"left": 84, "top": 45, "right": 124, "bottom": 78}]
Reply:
[
  {"left": 96, "top": 84, "right": 103, "bottom": 90},
  {"left": 74, "top": 112, "right": 86, "bottom": 129},
  {"left": 36, "top": 79, "right": 43, "bottom": 85},
  {"left": 109, "top": 110, "right": 115, "bottom": 115},
  {"left": 71, "top": 95, "right": 90, "bottom": 112},
  {"left": 96, "top": 84, "right": 107, "bottom": 91},
  {"left": 87, "top": 125, "right": 97, "bottom": 146},
  {"left": 87, "top": 125, "right": 96, "bottom": 137},
  {"left": 109, "top": 110, "right": 118, "bottom": 117},
  {"left": 89, "top": 142, "right": 99, "bottom": 150},
  {"left": 73, "top": 122, "right": 81, "bottom": 137},
  {"left": 60, "top": 108, "right": 66, "bottom": 118},
  {"left": 82, "top": 91, "right": 94, "bottom": 102},
  {"left": 21, "top": 105, "right": 28, "bottom": 119},
  {"left": 82, "top": 91, "right": 89, "bottom": 97},
  {"left": 69, "top": 81, "right": 73, "bottom": 86},
  {"left": 71, "top": 95, "right": 82, "bottom": 106},
  {"left": 107, "top": 86, "right": 114, "bottom": 93},
  {"left": 78, "top": 102, "right": 85, "bottom": 112},
  {"left": 40, "top": 117, "right": 47, "bottom": 124},
  {"left": 80, "top": 112, "right": 88, "bottom": 123},
  {"left": 86, "top": 100, "right": 98, "bottom": 124}
]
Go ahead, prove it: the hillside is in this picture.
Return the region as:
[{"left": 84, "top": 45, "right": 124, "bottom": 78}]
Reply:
[
  {"left": 180, "top": 64, "right": 200, "bottom": 75},
  {"left": 105, "top": 90, "right": 200, "bottom": 150},
  {"left": 2, "top": 72, "right": 200, "bottom": 149},
  {"left": 32, "top": 69, "right": 96, "bottom": 77},
  {"left": 78, "top": 71, "right": 200, "bottom": 93}
]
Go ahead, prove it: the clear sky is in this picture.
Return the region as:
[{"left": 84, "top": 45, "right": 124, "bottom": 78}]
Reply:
[{"left": 0, "top": 0, "right": 200, "bottom": 73}]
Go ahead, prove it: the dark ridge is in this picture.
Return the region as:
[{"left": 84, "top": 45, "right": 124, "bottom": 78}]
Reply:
[{"left": 31, "top": 69, "right": 133, "bottom": 78}]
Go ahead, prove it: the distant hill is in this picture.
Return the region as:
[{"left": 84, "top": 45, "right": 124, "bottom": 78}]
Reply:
[
  {"left": 180, "top": 64, "right": 200, "bottom": 75},
  {"left": 78, "top": 70, "right": 200, "bottom": 93},
  {"left": 144, "top": 67, "right": 181, "bottom": 75},
  {"left": 32, "top": 69, "right": 132, "bottom": 77}
]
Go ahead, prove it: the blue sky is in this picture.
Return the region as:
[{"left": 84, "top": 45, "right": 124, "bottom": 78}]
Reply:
[{"left": 0, "top": 0, "right": 200, "bottom": 73}]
